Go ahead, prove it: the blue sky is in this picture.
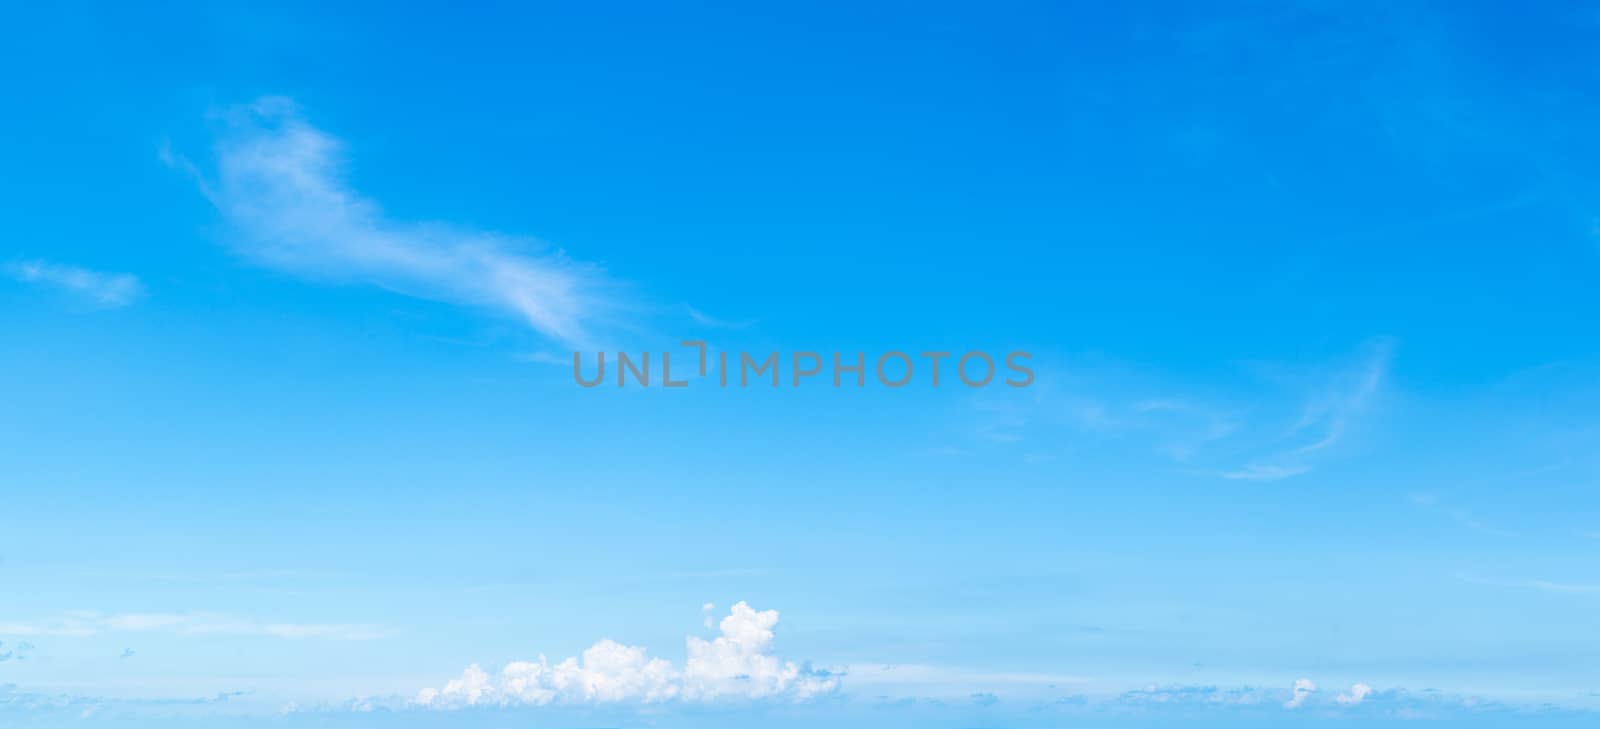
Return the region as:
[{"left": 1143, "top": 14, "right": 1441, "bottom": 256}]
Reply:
[{"left": 3, "top": 1, "right": 1599, "bottom": 726}]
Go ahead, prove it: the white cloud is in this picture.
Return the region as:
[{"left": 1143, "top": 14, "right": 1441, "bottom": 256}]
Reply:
[
  {"left": 1284, "top": 678, "right": 1316, "bottom": 709},
  {"left": 1219, "top": 463, "right": 1310, "bottom": 481},
  {"left": 843, "top": 663, "right": 1090, "bottom": 699},
  {"left": 187, "top": 96, "right": 605, "bottom": 347},
  {"left": 682, "top": 601, "right": 837, "bottom": 701},
  {"left": 1108, "top": 682, "right": 1521, "bottom": 719},
  {"left": 1336, "top": 683, "right": 1373, "bottom": 705},
  {"left": 1410, "top": 493, "right": 1518, "bottom": 536},
  {"left": 514, "top": 351, "right": 570, "bottom": 367},
  {"left": 1222, "top": 339, "right": 1393, "bottom": 480},
  {"left": 0, "top": 611, "right": 384, "bottom": 640},
  {"left": 686, "top": 305, "right": 754, "bottom": 329},
  {"left": 416, "top": 601, "right": 838, "bottom": 708},
  {"left": 1456, "top": 571, "right": 1600, "bottom": 595},
  {"left": 5, "top": 260, "right": 142, "bottom": 307},
  {"left": 1284, "top": 339, "right": 1392, "bottom": 455},
  {"left": 1117, "top": 683, "right": 1273, "bottom": 707}
]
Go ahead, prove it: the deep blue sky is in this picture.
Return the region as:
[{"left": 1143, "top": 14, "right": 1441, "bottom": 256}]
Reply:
[{"left": 2, "top": 1, "right": 1598, "bottom": 726}]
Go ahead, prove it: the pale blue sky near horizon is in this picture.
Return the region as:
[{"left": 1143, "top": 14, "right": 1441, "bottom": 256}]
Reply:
[{"left": 3, "top": 1, "right": 1599, "bottom": 726}]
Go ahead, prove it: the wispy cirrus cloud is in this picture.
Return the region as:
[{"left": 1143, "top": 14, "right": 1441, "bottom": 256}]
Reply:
[
  {"left": 174, "top": 96, "right": 607, "bottom": 347},
  {"left": 0, "top": 684, "right": 252, "bottom": 721},
  {"left": 1220, "top": 463, "right": 1311, "bottom": 481},
  {"left": 841, "top": 662, "right": 1089, "bottom": 698},
  {"left": 5, "top": 260, "right": 142, "bottom": 307},
  {"left": 1409, "top": 492, "right": 1519, "bottom": 537},
  {"left": 955, "top": 342, "right": 1390, "bottom": 479},
  {"left": 1217, "top": 339, "right": 1394, "bottom": 480},
  {"left": 0, "top": 611, "right": 385, "bottom": 640},
  {"left": 686, "top": 305, "right": 755, "bottom": 330},
  {"left": 1456, "top": 571, "right": 1600, "bottom": 595},
  {"left": 1283, "top": 339, "right": 1392, "bottom": 455}
]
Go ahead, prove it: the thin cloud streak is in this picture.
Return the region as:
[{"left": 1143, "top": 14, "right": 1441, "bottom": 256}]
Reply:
[
  {"left": 5, "top": 259, "right": 142, "bottom": 307},
  {"left": 1219, "top": 463, "right": 1310, "bottom": 481},
  {"left": 180, "top": 96, "right": 607, "bottom": 347},
  {"left": 0, "top": 611, "right": 386, "bottom": 640},
  {"left": 1409, "top": 493, "right": 1519, "bottom": 537},
  {"left": 686, "top": 305, "right": 756, "bottom": 330},
  {"left": 1285, "top": 339, "right": 1392, "bottom": 455},
  {"left": 1456, "top": 572, "right": 1600, "bottom": 595},
  {"left": 1221, "top": 339, "right": 1393, "bottom": 479},
  {"left": 842, "top": 662, "right": 1092, "bottom": 696}
]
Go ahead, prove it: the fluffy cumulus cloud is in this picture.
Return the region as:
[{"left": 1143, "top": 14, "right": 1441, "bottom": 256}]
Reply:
[
  {"left": 1284, "top": 678, "right": 1316, "bottom": 708},
  {"left": 1336, "top": 682, "right": 1374, "bottom": 705},
  {"left": 416, "top": 602, "right": 837, "bottom": 708},
  {"left": 183, "top": 96, "right": 605, "bottom": 347},
  {"left": 419, "top": 640, "right": 678, "bottom": 707}
]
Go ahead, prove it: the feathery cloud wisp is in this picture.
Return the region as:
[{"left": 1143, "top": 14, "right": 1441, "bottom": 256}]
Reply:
[
  {"left": 1221, "top": 339, "right": 1393, "bottom": 480},
  {"left": 1220, "top": 463, "right": 1311, "bottom": 481},
  {"left": 1285, "top": 339, "right": 1392, "bottom": 455},
  {"left": 1455, "top": 571, "right": 1600, "bottom": 595},
  {"left": 416, "top": 601, "right": 837, "bottom": 708},
  {"left": 5, "top": 260, "right": 142, "bottom": 307},
  {"left": 186, "top": 96, "right": 604, "bottom": 347},
  {"left": 0, "top": 612, "right": 384, "bottom": 640},
  {"left": 686, "top": 305, "right": 755, "bottom": 330}
]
